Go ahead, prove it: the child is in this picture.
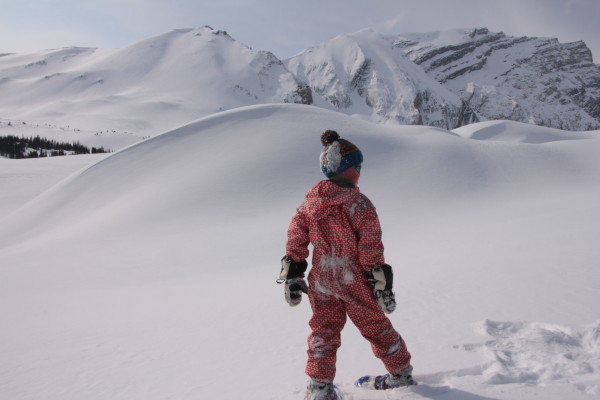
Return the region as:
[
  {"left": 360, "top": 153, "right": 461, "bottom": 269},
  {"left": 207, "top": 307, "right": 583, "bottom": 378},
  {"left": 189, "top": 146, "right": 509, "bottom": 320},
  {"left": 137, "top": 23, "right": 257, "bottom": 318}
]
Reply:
[{"left": 279, "top": 130, "right": 415, "bottom": 400}]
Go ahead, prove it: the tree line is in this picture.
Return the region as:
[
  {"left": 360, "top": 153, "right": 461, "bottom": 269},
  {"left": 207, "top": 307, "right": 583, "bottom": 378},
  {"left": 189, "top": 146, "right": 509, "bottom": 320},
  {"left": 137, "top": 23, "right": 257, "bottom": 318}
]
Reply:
[{"left": 0, "top": 135, "right": 110, "bottom": 159}]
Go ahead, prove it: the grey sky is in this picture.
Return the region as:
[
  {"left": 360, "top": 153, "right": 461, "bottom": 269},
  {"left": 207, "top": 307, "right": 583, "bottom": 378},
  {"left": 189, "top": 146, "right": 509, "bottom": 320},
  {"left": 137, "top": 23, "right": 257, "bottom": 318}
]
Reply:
[{"left": 1, "top": 0, "right": 599, "bottom": 61}]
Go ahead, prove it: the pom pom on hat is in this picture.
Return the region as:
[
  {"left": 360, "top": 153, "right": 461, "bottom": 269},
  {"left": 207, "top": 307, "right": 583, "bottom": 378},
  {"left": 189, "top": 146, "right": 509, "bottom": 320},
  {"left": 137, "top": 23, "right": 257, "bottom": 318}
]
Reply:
[
  {"left": 319, "top": 130, "right": 363, "bottom": 178},
  {"left": 321, "top": 130, "right": 340, "bottom": 146}
]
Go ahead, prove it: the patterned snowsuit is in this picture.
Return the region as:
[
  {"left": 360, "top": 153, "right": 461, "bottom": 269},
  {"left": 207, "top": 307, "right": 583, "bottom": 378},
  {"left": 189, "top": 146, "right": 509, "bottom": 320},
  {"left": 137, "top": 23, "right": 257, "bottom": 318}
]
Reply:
[{"left": 286, "top": 180, "right": 411, "bottom": 384}]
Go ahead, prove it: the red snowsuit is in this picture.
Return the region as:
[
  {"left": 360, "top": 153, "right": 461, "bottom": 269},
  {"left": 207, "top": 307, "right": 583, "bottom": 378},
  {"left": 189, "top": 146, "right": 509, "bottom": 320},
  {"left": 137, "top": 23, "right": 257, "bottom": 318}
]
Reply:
[{"left": 286, "top": 180, "right": 411, "bottom": 384}]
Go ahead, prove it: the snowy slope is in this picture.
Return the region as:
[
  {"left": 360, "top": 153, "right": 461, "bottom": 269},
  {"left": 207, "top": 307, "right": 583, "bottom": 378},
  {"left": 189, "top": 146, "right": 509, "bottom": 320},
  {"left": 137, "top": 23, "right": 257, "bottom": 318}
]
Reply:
[
  {"left": 0, "top": 152, "right": 108, "bottom": 217},
  {"left": 286, "top": 29, "right": 477, "bottom": 129},
  {"left": 1, "top": 104, "right": 599, "bottom": 400}
]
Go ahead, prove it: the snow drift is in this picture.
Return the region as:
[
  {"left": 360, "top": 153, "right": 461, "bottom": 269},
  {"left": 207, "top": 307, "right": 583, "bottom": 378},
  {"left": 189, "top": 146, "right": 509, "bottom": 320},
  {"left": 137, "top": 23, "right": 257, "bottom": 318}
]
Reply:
[{"left": 1, "top": 104, "right": 599, "bottom": 400}]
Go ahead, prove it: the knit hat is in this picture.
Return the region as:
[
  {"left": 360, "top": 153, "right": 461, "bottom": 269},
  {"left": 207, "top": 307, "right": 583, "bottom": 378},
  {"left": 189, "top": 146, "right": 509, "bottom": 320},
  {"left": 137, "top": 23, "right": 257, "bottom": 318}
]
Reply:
[{"left": 320, "top": 130, "right": 363, "bottom": 178}]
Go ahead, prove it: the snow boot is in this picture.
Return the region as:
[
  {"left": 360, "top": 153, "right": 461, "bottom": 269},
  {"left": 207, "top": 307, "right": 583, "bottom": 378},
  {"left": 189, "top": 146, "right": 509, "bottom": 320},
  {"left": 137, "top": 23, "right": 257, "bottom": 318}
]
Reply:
[
  {"left": 355, "top": 365, "right": 416, "bottom": 390},
  {"left": 304, "top": 380, "right": 340, "bottom": 400}
]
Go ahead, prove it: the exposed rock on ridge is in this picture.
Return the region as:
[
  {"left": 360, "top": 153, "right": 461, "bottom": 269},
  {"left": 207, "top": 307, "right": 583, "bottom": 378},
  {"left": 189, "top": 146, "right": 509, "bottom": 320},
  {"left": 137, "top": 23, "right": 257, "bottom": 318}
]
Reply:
[{"left": 394, "top": 28, "right": 600, "bottom": 130}]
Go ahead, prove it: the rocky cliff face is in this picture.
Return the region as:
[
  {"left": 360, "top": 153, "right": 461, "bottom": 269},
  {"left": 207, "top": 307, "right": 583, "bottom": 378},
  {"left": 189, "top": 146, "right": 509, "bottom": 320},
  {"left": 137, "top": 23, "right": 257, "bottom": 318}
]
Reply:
[{"left": 394, "top": 28, "right": 600, "bottom": 130}]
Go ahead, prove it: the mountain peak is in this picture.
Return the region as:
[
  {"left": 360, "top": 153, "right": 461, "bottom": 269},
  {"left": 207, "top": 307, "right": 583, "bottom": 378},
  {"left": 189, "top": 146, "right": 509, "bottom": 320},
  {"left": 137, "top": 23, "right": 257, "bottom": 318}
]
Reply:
[
  {"left": 286, "top": 29, "right": 477, "bottom": 128},
  {"left": 468, "top": 27, "right": 491, "bottom": 38},
  {"left": 0, "top": 26, "right": 312, "bottom": 135}
]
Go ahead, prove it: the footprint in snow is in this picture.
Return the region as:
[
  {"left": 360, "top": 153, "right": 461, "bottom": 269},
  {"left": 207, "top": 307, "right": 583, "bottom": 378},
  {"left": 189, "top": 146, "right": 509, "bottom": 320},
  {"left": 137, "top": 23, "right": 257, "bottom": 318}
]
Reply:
[{"left": 456, "top": 319, "right": 600, "bottom": 395}]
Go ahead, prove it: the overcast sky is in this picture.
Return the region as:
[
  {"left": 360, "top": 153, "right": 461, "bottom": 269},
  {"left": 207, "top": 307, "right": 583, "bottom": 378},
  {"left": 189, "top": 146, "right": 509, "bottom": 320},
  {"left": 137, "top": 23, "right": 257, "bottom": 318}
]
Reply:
[{"left": 1, "top": 0, "right": 599, "bottom": 61}]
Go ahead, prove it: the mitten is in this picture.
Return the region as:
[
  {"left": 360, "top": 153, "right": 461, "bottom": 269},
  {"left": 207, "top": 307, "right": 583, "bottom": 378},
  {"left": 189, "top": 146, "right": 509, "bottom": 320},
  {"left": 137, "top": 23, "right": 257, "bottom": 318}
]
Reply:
[
  {"left": 366, "top": 264, "right": 397, "bottom": 314},
  {"left": 284, "top": 277, "right": 308, "bottom": 306},
  {"left": 278, "top": 256, "right": 308, "bottom": 306}
]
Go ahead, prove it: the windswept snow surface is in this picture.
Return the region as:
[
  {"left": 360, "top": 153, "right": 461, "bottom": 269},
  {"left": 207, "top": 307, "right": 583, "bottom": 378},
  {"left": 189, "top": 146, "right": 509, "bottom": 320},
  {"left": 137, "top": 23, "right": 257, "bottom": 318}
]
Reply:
[{"left": 1, "top": 104, "right": 599, "bottom": 400}]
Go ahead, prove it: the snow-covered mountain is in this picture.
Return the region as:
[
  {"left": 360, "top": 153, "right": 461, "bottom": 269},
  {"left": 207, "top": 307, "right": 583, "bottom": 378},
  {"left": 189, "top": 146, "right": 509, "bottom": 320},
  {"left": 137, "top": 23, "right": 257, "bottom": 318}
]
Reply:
[
  {"left": 0, "top": 26, "right": 311, "bottom": 136},
  {"left": 285, "top": 29, "right": 478, "bottom": 129},
  {"left": 394, "top": 27, "right": 600, "bottom": 131},
  {"left": 0, "top": 26, "right": 598, "bottom": 141}
]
